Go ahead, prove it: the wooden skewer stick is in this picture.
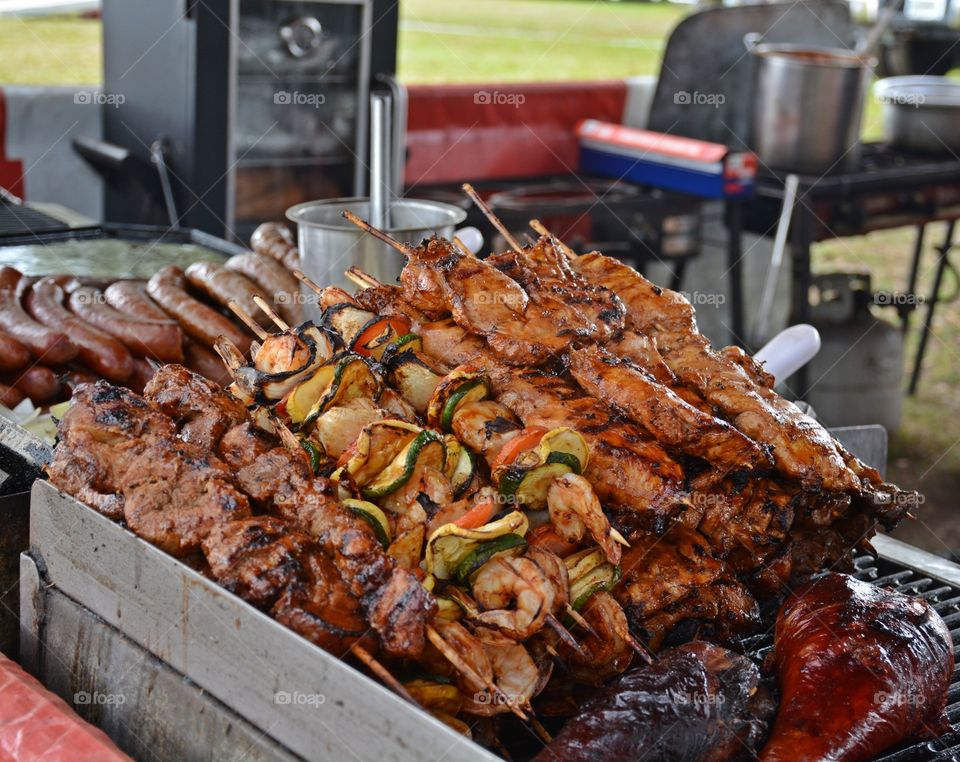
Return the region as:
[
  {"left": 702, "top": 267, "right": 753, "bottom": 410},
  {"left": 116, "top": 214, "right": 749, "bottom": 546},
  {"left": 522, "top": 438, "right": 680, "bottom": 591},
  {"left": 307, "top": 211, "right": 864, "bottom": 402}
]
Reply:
[
  {"left": 345, "top": 265, "right": 384, "bottom": 288},
  {"left": 252, "top": 295, "right": 289, "bottom": 332},
  {"left": 291, "top": 268, "right": 324, "bottom": 297},
  {"left": 462, "top": 183, "right": 524, "bottom": 252},
  {"left": 563, "top": 604, "right": 600, "bottom": 640},
  {"left": 227, "top": 299, "right": 269, "bottom": 340},
  {"left": 145, "top": 357, "right": 162, "bottom": 372},
  {"left": 425, "top": 625, "right": 529, "bottom": 722},
  {"left": 344, "top": 270, "right": 372, "bottom": 290},
  {"left": 529, "top": 717, "right": 553, "bottom": 745},
  {"left": 350, "top": 644, "right": 421, "bottom": 707},
  {"left": 544, "top": 643, "right": 561, "bottom": 658},
  {"left": 545, "top": 614, "right": 589, "bottom": 660},
  {"left": 342, "top": 210, "right": 415, "bottom": 258},
  {"left": 529, "top": 218, "right": 577, "bottom": 260}
]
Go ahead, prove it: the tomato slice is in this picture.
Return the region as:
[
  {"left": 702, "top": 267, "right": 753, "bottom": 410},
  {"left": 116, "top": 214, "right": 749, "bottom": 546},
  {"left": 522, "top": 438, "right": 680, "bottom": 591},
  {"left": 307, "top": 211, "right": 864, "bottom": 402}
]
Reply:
[
  {"left": 490, "top": 426, "right": 548, "bottom": 473},
  {"left": 351, "top": 316, "right": 412, "bottom": 357},
  {"left": 453, "top": 499, "right": 497, "bottom": 530},
  {"left": 526, "top": 524, "right": 578, "bottom": 557}
]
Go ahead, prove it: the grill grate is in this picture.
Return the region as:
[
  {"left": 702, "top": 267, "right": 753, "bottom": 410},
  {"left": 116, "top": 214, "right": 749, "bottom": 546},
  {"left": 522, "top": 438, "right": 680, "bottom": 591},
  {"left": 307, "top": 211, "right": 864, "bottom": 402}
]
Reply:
[
  {"left": 0, "top": 203, "right": 68, "bottom": 236},
  {"left": 739, "top": 556, "right": 960, "bottom": 762}
]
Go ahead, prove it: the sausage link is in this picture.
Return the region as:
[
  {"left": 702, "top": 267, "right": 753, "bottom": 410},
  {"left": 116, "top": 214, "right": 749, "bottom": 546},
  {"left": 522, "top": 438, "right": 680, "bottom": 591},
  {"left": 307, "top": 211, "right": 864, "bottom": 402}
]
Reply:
[
  {"left": 6, "top": 365, "right": 62, "bottom": 403},
  {"left": 26, "top": 279, "right": 133, "bottom": 383},
  {"left": 224, "top": 253, "right": 302, "bottom": 326},
  {"left": 126, "top": 358, "right": 157, "bottom": 394},
  {"left": 250, "top": 222, "right": 299, "bottom": 271},
  {"left": 185, "top": 261, "right": 270, "bottom": 328},
  {"left": 61, "top": 367, "right": 99, "bottom": 397},
  {"left": 0, "top": 267, "right": 21, "bottom": 291},
  {"left": 104, "top": 281, "right": 174, "bottom": 322},
  {"left": 69, "top": 287, "right": 184, "bottom": 363},
  {"left": 0, "top": 383, "right": 23, "bottom": 408},
  {"left": 146, "top": 266, "right": 251, "bottom": 354},
  {"left": 0, "top": 287, "right": 78, "bottom": 364},
  {"left": 0, "top": 330, "right": 31, "bottom": 371},
  {"left": 183, "top": 339, "right": 231, "bottom": 386}
]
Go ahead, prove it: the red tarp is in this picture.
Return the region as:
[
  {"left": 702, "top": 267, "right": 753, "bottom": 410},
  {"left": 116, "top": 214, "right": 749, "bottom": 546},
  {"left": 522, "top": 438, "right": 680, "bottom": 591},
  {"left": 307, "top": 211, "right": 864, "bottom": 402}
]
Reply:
[{"left": 405, "top": 81, "right": 626, "bottom": 187}]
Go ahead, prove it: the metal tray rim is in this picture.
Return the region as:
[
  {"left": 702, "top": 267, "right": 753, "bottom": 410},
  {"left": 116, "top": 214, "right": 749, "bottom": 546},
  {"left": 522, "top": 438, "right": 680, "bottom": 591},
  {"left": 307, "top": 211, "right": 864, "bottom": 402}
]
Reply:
[{"left": 28, "top": 479, "right": 498, "bottom": 762}]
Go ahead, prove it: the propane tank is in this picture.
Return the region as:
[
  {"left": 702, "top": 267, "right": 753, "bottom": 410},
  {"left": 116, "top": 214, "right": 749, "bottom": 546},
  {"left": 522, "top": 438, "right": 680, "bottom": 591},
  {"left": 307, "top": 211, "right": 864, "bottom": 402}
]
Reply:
[{"left": 804, "top": 272, "right": 904, "bottom": 433}]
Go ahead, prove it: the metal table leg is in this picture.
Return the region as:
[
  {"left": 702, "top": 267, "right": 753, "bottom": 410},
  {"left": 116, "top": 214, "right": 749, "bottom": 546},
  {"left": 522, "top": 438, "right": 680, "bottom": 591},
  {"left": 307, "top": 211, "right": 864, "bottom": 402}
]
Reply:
[
  {"left": 903, "top": 223, "right": 926, "bottom": 334},
  {"left": 726, "top": 200, "right": 745, "bottom": 347},
  {"left": 908, "top": 220, "right": 955, "bottom": 396}
]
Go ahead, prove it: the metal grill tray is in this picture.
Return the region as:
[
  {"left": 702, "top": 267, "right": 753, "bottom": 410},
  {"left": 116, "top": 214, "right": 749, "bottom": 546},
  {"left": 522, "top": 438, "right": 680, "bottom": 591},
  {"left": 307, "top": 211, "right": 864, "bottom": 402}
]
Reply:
[{"left": 23, "top": 480, "right": 960, "bottom": 761}]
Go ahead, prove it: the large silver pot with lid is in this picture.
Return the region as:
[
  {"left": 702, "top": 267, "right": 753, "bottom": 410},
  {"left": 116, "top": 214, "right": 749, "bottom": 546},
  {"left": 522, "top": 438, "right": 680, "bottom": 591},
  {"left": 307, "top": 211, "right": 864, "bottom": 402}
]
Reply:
[
  {"left": 747, "top": 38, "right": 875, "bottom": 174},
  {"left": 875, "top": 76, "right": 960, "bottom": 155},
  {"left": 286, "top": 197, "right": 466, "bottom": 320}
]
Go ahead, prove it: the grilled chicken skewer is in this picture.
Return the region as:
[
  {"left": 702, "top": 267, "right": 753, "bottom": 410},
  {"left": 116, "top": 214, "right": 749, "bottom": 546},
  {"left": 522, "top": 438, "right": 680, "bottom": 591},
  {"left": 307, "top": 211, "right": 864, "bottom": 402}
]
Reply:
[{"left": 529, "top": 219, "right": 920, "bottom": 521}]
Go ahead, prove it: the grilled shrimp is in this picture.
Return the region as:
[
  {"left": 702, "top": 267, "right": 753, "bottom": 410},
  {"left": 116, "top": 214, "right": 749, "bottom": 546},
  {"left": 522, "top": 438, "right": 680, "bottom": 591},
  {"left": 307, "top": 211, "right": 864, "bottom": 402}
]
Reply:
[
  {"left": 461, "top": 627, "right": 551, "bottom": 716},
  {"left": 472, "top": 556, "right": 550, "bottom": 640},
  {"left": 547, "top": 472, "right": 624, "bottom": 565},
  {"left": 559, "top": 591, "right": 634, "bottom": 685},
  {"left": 526, "top": 546, "right": 570, "bottom": 615},
  {"left": 381, "top": 462, "right": 453, "bottom": 535},
  {"left": 426, "top": 618, "right": 495, "bottom": 695},
  {"left": 451, "top": 400, "right": 521, "bottom": 463}
]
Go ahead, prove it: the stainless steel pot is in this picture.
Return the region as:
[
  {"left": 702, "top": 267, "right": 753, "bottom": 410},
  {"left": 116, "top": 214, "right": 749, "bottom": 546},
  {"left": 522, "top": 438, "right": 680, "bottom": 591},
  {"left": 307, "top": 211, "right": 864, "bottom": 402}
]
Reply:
[
  {"left": 875, "top": 75, "right": 960, "bottom": 154},
  {"left": 748, "top": 41, "right": 874, "bottom": 174},
  {"left": 286, "top": 197, "right": 466, "bottom": 320}
]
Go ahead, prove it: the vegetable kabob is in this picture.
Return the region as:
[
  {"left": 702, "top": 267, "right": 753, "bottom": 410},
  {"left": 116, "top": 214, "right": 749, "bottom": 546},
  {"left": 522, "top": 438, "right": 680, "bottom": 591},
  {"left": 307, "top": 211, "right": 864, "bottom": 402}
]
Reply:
[
  {"left": 217, "top": 295, "right": 645, "bottom": 672},
  {"left": 214, "top": 301, "right": 627, "bottom": 724},
  {"left": 300, "top": 274, "right": 649, "bottom": 666}
]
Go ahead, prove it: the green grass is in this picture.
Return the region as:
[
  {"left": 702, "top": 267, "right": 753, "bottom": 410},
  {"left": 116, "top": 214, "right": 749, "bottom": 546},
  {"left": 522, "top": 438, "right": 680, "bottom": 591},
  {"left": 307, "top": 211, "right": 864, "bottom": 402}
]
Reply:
[
  {"left": 0, "top": 14, "right": 101, "bottom": 84},
  {"left": 1, "top": 1, "right": 957, "bottom": 551},
  {"left": 398, "top": 0, "right": 687, "bottom": 83}
]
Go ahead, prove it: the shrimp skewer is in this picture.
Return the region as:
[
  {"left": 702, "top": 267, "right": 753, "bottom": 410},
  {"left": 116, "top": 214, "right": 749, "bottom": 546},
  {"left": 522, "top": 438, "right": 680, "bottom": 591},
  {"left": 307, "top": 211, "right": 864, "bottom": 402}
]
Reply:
[{"left": 547, "top": 472, "right": 629, "bottom": 566}]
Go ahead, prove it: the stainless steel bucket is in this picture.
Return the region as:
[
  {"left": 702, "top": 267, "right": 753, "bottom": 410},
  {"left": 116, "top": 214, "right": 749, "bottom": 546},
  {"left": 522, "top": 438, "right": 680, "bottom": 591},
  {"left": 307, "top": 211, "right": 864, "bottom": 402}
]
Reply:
[
  {"left": 286, "top": 197, "right": 466, "bottom": 319},
  {"left": 749, "top": 43, "right": 873, "bottom": 175},
  {"left": 875, "top": 76, "right": 960, "bottom": 155}
]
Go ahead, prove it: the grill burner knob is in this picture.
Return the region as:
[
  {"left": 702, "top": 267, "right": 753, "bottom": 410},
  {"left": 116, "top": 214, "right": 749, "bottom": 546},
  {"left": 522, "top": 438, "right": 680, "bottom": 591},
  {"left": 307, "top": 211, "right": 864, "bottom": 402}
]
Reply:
[{"left": 280, "top": 17, "right": 322, "bottom": 59}]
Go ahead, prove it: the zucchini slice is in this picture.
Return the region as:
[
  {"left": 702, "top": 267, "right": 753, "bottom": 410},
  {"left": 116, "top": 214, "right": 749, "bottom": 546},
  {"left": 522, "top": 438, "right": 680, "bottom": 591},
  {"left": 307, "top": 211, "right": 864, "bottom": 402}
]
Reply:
[
  {"left": 444, "top": 436, "right": 477, "bottom": 499},
  {"left": 565, "top": 547, "right": 621, "bottom": 611},
  {"left": 455, "top": 533, "right": 528, "bottom": 583},
  {"left": 286, "top": 353, "right": 381, "bottom": 428},
  {"left": 499, "top": 462, "right": 573, "bottom": 510},
  {"left": 426, "top": 369, "right": 491, "bottom": 432},
  {"left": 387, "top": 333, "right": 423, "bottom": 354},
  {"left": 342, "top": 419, "right": 422, "bottom": 486},
  {"left": 425, "top": 511, "right": 529, "bottom": 580},
  {"left": 570, "top": 563, "right": 621, "bottom": 611},
  {"left": 360, "top": 429, "right": 446, "bottom": 499},
  {"left": 300, "top": 437, "right": 325, "bottom": 474},
  {"left": 383, "top": 347, "right": 445, "bottom": 413},
  {"left": 342, "top": 498, "right": 392, "bottom": 549},
  {"left": 404, "top": 680, "right": 463, "bottom": 714},
  {"left": 539, "top": 427, "right": 590, "bottom": 474}
]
